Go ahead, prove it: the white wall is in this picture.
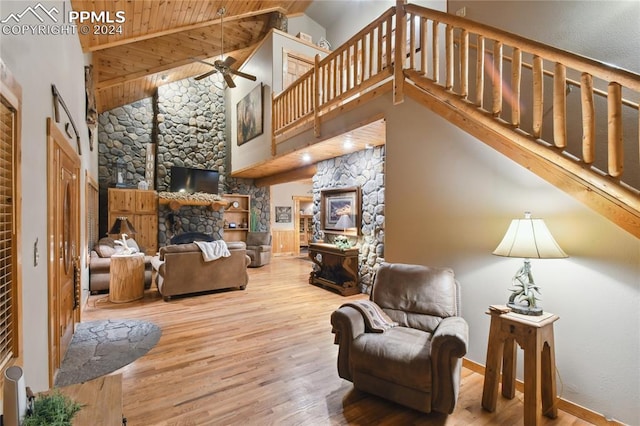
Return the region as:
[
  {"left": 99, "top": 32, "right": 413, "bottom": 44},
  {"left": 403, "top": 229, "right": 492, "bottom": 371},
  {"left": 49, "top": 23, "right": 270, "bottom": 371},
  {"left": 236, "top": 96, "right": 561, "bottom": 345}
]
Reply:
[
  {"left": 271, "top": 181, "right": 312, "bottom": 230},
  {"left": 384, "top": 96, "right": 639, "bottom": 424},
  {"left": 287, "top": 15, "right": 326, "bottom": 46},
  {"left": 0, "top": 0, "right": 93, "bottom": 391},
  {"left": 228, "top": 31, "right": 329, "bottom": 174}
]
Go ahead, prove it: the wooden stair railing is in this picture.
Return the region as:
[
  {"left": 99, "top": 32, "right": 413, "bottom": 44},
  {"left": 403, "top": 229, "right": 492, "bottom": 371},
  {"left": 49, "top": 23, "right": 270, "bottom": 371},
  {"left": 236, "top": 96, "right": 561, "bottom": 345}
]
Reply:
[
  {"left": 271, "top": 3, "right": 640, "bottom": 237},
  {"left": 400, "top": 3, "right": 639, "bottom": 236}
]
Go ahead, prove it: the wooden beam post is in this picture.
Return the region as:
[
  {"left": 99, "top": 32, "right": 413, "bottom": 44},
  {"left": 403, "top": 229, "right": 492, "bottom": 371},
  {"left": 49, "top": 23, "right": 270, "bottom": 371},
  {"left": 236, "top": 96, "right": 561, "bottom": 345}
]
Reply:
[{"left": 394, "top": 0, "right": 407, "bottom": 105}]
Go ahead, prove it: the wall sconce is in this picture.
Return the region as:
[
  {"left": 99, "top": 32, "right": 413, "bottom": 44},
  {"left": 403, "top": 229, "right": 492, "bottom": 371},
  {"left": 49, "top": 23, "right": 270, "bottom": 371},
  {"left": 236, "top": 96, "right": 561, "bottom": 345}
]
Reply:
[{"left": 492, "top": 212, "right": 568, "bottom": 316}]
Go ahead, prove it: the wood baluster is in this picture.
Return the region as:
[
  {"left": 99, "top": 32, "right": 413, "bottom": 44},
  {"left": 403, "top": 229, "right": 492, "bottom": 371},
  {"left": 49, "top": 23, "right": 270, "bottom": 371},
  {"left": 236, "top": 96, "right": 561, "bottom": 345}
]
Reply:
[
  {"left": 347, "top": 46, "right": 352, "bottom": 91},
  {"left": 313, "top": 54, "right": 320, "bottom": 137},
  {"left": 445, "top": 24, "right": 454, "bottom": 90},
  {"left": 553, "top": 63, "right": 567, "bottom": 148},
  {"left": 532, "top": 55, "right": 544, "bottom": 137},
  {"left": 492, "top": 41, "right": 503, "bottom": 117},
  {"left": 409, "top": 13, "right": 415, "bottom": 70},
  {"left": 460, "top": 29, "right": 469, "bottom": 99},
  {"left": 377, "top": 22, "right": 383, "bottom": 73},
  {"left": 332, "top": 57, "right": 338, "bottom": 99},
  {"left": 368, "top": 30, "right": 374, "bottom": 78},
  {"left": 420, "top": 17, "right": 427, "bottom": 75},
  {"left": 608, "top": 82, "right": 623, "bottom": 177},
  {"left": 511, "top": 47, "right": 522, "bottom": 126},
  {"left": 476, "top": 35, "right": 485, "bottom": 107},
  {"left": 385, "top": 15, "right": 392, "bottom": 71},
  {"left": 432, "top": 20, "right": 439, "bottom": 83}
]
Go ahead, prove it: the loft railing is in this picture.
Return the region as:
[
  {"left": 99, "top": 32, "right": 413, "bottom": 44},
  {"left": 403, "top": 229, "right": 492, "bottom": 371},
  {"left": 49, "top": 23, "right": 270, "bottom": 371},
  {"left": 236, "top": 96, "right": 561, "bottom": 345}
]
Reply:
[
  {"left": 271, "top": 2, "right": 640, "bottom": 235},
  {"left": 272, "top": 7, "right": 395, "bottom": 146}
]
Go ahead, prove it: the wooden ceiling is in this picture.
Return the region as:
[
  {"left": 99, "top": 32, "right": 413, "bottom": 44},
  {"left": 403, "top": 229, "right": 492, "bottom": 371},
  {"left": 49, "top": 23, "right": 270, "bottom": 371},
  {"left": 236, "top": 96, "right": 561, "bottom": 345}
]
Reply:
[{"left": 72, "top": 1, "right": 312, "bottom": 112}]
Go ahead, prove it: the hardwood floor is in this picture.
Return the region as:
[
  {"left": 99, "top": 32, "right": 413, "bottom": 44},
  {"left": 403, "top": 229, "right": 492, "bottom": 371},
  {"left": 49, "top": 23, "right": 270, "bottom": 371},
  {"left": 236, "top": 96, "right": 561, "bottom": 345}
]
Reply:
[{"left": 83, "top": 256, "right": 593, "bottom": 425}]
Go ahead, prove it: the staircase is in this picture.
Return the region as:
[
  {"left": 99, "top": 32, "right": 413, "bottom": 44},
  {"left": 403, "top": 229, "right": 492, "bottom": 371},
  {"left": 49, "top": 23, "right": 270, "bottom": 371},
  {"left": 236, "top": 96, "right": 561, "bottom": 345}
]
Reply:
[{"left": 272, "top": 2, "right": 640, "bottom": 238}]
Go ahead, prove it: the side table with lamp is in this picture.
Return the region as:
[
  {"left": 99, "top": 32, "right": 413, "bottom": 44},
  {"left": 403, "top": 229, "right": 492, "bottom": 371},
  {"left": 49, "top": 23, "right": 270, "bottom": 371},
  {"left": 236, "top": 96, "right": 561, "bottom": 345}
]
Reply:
[
  {"left": 108, "top": 217, "right": 145, "bottom": 303},
  {"left": 482, "top": 212, "right": 568, "bottom": 426}
]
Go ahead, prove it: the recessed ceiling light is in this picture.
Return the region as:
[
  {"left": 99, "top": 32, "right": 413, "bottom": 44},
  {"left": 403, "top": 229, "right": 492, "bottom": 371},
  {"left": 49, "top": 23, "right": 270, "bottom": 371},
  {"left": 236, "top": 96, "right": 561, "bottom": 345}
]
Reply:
[
  {"left": 344, "top": 140, "right": 353, "bottom": 149},
  {"left": 302, "top": 153, "right": 311, "bottom": 162}
]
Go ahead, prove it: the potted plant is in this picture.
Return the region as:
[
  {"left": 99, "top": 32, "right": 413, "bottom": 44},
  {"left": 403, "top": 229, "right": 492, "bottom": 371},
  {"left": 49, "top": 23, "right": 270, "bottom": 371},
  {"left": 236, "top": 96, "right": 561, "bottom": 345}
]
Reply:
[{"left": 23, "top": 392, "right": 82, "bottom": 426}]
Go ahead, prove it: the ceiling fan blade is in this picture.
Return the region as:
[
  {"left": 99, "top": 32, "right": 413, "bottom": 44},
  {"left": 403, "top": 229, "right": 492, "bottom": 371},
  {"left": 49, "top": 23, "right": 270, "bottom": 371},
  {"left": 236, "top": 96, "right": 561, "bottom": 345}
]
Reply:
[
  {"left": 224, "top": 73, "right": 236, "bottom": 88},
  {"left": 194, "top": 69, "right": 218, "bottom": 81},
  {"left": 191, "top": 58, "right": 217, "bottom": 68},
  {"left": 223, "top": 56, "right": 237, "bottom": 67},
  {"left": 228, "top": 68, "right": 257, "bottom": 81}
]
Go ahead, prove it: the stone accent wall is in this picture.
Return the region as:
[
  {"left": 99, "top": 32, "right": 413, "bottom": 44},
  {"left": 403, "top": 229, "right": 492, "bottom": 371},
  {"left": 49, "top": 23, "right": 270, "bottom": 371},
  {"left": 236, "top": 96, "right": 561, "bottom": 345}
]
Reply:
[
  {"left": 313, "top": 146, "right": 385, "bottom": 293},
  {"left": 97, "top": 99, "right": 154, "bottom": 189},
  {"left": 97, "top": 77, "right": 270, "bottom": 244},
  {"left": 97, "top": 99, "right": 154, "bottom": 234},
  {"left": 156, "top": 79, "right": 227, "bottom": 191}
]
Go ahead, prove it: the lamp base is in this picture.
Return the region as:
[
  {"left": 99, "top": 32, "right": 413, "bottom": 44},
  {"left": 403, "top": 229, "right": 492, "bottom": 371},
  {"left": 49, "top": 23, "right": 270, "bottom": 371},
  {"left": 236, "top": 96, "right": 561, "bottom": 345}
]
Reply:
[{"left": 507, "top": 302, "right": 543, "bottom": 316}]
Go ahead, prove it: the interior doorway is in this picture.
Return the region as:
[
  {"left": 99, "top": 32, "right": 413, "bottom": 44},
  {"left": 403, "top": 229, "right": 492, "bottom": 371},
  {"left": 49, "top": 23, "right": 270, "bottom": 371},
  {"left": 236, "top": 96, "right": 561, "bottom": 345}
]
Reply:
[{"left": 293, "top": 195, "right": 313, "bottom": 256}]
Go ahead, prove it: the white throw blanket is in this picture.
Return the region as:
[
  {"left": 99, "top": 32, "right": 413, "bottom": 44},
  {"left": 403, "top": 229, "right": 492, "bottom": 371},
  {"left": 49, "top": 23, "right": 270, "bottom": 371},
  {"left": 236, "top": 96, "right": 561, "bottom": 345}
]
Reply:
[{"left": 194, "top": 240, "right": 231, "bottom": 262}]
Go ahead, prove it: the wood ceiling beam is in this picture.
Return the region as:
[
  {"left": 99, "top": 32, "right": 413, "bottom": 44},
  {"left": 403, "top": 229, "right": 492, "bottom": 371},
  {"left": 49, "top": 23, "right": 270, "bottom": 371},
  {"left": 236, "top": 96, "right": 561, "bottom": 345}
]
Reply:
[
  {"left": 253, "top": 165, "right": 318, "bottom": 187},
  {"left": 83, "top": 7, "right": 287, "bottom": 53}
]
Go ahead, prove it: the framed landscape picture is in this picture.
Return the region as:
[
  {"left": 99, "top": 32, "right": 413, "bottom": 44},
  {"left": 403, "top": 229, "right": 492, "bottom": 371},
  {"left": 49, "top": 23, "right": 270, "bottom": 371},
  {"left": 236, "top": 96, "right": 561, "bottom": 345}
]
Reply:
[
  {"left": 236, "top": 83, "right": 264, "bottom": 146},
  {"left": 320, "top": 186, "right": 361, "bottom": 235}
]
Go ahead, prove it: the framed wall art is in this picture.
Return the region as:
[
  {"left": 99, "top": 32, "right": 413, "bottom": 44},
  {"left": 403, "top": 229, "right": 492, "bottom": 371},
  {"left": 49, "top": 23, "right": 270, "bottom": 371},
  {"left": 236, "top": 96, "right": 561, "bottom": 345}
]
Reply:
[
  {"left": 320, "top": 186, "right": 361, "bottom": 235},
  {"left": 237, "top": 83, "right": 264, "bottom": 146},
  {"left": 275, "top": 206, "right": 292, "bottom": 223}
]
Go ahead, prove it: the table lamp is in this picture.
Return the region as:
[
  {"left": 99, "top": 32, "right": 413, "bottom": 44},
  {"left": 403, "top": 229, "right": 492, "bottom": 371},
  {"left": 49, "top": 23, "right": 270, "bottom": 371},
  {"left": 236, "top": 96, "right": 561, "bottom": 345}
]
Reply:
[
  {"left": 334, "top": 213, "right": 354, "bottom": 249},
  {"left": 492, "top": 212, "right": 567, "bottom": 315},
  {"left": 109, "top": 217, "right": 137, "bottom": 254}
]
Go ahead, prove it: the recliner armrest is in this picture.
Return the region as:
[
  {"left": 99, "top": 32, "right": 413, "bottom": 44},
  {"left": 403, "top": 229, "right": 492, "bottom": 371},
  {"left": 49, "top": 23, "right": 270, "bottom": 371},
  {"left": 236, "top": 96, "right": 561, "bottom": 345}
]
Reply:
[
  {"left": 432, "top": 316, "right": 468, "bottom": 357},
  {"left": 430, "top": 316, "right": 469, "bottom": 414},
  {"left": 330, "top": 306, "right": 366, "bottom": 382}
]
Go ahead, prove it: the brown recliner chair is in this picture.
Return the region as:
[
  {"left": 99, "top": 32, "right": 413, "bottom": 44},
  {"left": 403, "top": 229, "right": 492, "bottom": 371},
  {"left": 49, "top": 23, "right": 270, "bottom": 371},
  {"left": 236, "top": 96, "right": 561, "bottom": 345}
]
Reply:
[
  {"left": 245, "top": 232, "right": 272, "bottom": 267},
  {"left": 331, "top": 262, "right": 468, "bottom": 414}
]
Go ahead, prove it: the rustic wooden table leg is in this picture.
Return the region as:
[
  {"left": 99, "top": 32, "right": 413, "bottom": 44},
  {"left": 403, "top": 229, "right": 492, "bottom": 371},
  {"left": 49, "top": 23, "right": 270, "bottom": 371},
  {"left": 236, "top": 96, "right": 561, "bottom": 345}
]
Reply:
[
  {"left": 501, "top": 336, "right": 517, "bottom": 399},
  {"left": 523, "top": 332, "right": 543, "bottom": 426},
  {"left": 482, "top": 314, "right": 503, "bottom": 412},
  {"left": 541, "top": 326, "right": 558, "bottom": 418}
]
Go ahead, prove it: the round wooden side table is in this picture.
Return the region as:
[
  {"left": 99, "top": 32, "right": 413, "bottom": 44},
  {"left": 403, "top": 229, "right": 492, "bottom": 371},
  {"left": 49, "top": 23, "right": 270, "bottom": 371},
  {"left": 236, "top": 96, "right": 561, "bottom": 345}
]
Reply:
[{"left": 109, "top": 253, "right": 145, "bottom": 303}]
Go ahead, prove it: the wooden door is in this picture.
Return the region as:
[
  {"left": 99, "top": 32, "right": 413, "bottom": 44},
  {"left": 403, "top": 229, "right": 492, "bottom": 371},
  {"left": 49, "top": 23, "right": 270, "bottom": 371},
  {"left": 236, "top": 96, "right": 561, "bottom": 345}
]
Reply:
[
  {"left": 283, "top": 50, "right": 314, "bottom": 90},
  {"left": 47, "top": 118, "right": 81, "bottom": 385}
]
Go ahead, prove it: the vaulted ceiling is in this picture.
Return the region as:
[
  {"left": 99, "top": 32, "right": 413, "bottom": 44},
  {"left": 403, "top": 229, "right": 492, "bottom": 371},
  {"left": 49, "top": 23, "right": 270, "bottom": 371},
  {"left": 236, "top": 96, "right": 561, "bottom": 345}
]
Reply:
[{"left": 71, "top": 1, "right": 312, "bottom": 113}]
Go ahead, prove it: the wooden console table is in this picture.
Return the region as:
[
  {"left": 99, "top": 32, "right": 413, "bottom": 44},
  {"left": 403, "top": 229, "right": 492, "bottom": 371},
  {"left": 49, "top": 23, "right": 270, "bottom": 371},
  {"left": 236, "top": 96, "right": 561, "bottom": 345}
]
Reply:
[
  {"left": 482, "top": 310, "right": 559, "bottom": 426},
  {"left": 308, "top": 243, "right": 359, "bottom": 296},
  {"left": 109, "top": 253, "right": 145, "bottom": 303}
]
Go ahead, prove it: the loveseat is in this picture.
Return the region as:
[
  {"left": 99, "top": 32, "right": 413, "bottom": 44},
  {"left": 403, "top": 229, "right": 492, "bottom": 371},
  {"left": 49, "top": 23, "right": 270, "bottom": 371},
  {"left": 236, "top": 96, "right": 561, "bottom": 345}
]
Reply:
[
  {"left": 151, "top": 241, "right": 250, "bottom": 301},
  {"left": 89, "top": 237, "right": 154, "bottom": 293}
]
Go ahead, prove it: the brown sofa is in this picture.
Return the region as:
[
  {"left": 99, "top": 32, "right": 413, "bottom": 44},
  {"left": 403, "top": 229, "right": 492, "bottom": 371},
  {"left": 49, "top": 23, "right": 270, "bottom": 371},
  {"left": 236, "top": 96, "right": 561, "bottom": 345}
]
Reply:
[
  {"left": 89, "top": 237, "right": 153, "bottom": 293},
  {"left": 151, "top": 241, "right": 250, "bottom": 301}
]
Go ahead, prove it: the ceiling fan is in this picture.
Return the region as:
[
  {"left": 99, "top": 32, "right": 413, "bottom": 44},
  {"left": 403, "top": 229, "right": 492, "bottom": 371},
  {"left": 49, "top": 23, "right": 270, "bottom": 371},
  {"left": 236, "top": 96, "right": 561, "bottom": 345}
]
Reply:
[{"left": 193, "top": 7, "right": 257, "bottom": 88}]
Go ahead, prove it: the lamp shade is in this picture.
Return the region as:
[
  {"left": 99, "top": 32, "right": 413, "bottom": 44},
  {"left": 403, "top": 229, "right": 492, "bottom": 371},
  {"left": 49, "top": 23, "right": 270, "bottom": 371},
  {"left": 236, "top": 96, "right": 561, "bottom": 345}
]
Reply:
[
  {"left": 493, "top": 212, "right": 567, "bottom": 259},
  {"left": 109, "top": 216, "right": 137, "bottom": 235},
  {"left": 335, "top": 214, "right": 354, "bottom": 231}
]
